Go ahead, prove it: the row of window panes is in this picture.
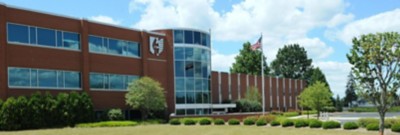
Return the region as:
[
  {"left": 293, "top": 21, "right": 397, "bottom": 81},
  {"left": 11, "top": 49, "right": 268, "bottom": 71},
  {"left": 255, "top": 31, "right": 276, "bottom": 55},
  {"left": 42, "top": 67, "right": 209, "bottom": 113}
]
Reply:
[
  {"left": 7, "top": 23, "right": 80, "bottom": 50},
  {"left": 90, "top": 73, "right": 139, "bottom": 91},
  {"left": 176, "top": 109, "right": 211, "bottom": 115},
  {"left": 173, "top": 30, "right": 210, "bottom": 47},
  {"left": 175, "top": 78, "right": 210, "bottom": 92},
  {"left": 176, "top": 92, "right": 210, "bottom": 104},
  {"left": 175, "top": 60, "right": 210, "bottom": 78},
  {"left": 89, "top": 35, "right": 140, "bottom": 57},
  {"left": 174, "top": 47, "right": 210, "bottom": 62},
  {"left": 8, "top": 67, "right": 81, "bottom": 89}
]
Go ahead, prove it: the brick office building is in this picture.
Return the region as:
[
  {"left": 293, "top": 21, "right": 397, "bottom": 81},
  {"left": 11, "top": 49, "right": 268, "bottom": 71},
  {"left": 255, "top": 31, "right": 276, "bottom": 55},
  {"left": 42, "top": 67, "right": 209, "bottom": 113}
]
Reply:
[{"left": 0, "top": 4, "right": 305, "bottom": 117}]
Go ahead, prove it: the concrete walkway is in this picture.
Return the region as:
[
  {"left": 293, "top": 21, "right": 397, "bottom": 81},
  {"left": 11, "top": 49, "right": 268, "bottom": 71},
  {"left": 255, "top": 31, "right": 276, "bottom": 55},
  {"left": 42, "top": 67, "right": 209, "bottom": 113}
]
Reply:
[{"left": 289, "top": 112, "right": 400, "bottom": 124}]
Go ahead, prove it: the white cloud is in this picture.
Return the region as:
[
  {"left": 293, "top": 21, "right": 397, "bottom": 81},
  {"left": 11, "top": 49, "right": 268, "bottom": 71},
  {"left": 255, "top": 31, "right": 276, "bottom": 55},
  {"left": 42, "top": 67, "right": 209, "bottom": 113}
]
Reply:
[
  {"left": 326, "top": 13, "right": 354, "bottom": 28},
  {"left": 313, "top": 61, "right": 352, "bottom": 97},
  {"left": 89, "top": 15, "right": 121, "bottom": 25},
  {"left": 286, "top": 38, "right": 334, "bottom": 59},
  {"left": 211, "top": 48, "right": 237, "bottom": 72},
  {"left": 337, "top": 8, "right": 400, "bottom": 45}
]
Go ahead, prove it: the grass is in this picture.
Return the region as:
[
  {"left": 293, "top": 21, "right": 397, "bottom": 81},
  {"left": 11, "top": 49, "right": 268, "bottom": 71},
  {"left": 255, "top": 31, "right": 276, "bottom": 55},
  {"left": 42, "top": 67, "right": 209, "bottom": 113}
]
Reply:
[
  {"left": 349, "top": 106, "right": 400, "bottom": 112},
  {"left": 0, "top": 125, "right": 398, "bottom": 135}
]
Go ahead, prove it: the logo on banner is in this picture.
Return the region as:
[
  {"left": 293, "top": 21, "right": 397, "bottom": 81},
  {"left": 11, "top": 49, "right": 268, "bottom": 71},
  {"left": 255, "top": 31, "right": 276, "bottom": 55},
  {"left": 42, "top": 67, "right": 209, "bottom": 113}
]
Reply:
[{"left": 149, "top": 36, "right": 164, "bottom": 56}]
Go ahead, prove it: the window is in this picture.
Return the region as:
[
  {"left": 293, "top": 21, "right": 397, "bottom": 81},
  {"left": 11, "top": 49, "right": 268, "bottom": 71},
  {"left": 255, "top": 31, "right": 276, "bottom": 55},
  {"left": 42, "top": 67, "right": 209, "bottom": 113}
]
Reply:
[
  {"left": 8, "top": 67, "right": 81, "bottom": 89},
  {"left": 174, "top": 30, "right": 184, "bottom": 43},
  {"left": 89, "top": 72, "right": 139, "bottom": 91},
  {"left": 175, "top": 78, "right": 185, "bottom": 91},
  {"left": 174, "top": 47, "right": 184, "bottom": 60},
  {"left": 7, "top": 23, "right": 29, "bottom": 44},
  {"left": 184, "top": 30, "right": 193, "bottom": 44},
  {"left": 7, "top": 23, "right": 81, "bottom": 50},
  {"left": 175, "top": 61, "right": 185, "bottom": 77},
  {"left": 176, "top": 92, "right": 185, "bottom": 104},
  {"left": 200, "top": 33, "right": 207, "bottom": 46},
  {"left": 186, "top": 92, "right": 195, "bottom": 104},
  {"left": 193, "top": 31, "right": 200, "bottom": 44},
  {"left": 89, "top": 35, "right": 140, "bottom": 58}
]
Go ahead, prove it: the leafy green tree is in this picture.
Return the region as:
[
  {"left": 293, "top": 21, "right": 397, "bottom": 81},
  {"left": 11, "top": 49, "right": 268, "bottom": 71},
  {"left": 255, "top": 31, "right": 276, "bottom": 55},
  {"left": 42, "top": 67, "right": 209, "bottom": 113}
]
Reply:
[
  {"left": 335, "top": 95, "right": 343, "bottom": 112},
  {"left": 125, "top": 77, "right": 167, "bottom": 120},
  {"left": 230, "top": 42, "right": 270, "bottom": 75},
  {"left": 298, "top": 81, "right": 332, "bottom": 119},
  {"left": 245, "top": 86, "right": 261, "bottom": 103},
  {"left": 309, "top": 67, "right": 329, "bottom": 87},
  {"left": 347, "top": 32, "right": 400, "bottom": 135},
  {"left": 271, "top": 44, "right": 313, "bottom": 80},
  {"left": 344, "top": 71, "right": 358, "bottom": 107}
]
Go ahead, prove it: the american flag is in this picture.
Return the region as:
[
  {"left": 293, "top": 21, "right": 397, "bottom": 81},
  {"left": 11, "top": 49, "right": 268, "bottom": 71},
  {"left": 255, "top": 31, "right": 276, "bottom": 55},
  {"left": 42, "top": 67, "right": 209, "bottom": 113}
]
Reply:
[{"left": 251, "top": 36, "right": 262, "bottom": 51}]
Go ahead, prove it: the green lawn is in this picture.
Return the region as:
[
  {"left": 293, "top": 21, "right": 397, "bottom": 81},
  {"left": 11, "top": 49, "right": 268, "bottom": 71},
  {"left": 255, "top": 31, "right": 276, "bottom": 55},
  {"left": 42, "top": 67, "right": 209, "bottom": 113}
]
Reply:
[{"left": 0, "top": 125, "right": 398, "bottom": 135}]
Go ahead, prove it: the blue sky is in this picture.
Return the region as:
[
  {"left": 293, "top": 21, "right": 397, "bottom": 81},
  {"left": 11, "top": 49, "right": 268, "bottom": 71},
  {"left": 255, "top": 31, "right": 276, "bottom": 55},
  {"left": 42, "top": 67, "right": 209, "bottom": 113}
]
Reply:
[{"left": 2, "top": 0, "right": 400, "bottom": 97}]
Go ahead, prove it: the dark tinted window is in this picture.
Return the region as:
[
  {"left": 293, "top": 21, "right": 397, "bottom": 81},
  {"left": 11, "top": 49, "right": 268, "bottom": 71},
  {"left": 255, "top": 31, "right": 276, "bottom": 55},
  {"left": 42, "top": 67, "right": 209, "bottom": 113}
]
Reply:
[
  {"left": 37, "top": 28, "right": 56, "bottom": 47},
  {"left": 8, "top": 67, "right": 30, "bottom": 87},
  {"left": 7, "top": 23, "right": 29, "bottom": 44},
  {"left": 89, "top": 36, "right": 104, "bottom": 53},
  {"left": 174, "top": 30, "right": 184, "bottom": 43},
  {"left": 184, "top": 30, "right": 193, "bottom": 44},
  {"left": 63, "top": 32, "right": 80, "bottom": 50},
  {"left": 38, "top": 70, "right": 57, "bottom": 87}
]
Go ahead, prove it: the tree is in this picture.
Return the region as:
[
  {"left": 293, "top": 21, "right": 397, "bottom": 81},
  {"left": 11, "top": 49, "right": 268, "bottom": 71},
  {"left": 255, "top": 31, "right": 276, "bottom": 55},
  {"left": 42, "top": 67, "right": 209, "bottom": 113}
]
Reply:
[
  {"left": 335, "top": 95, "right": 343, "bottom": 112},
  {"left": 309, "top": 67, "right": 330, "bottom": 88},
  {"left": 245, "top": 86, "right": 261, "bottom": 103},
  {"left": 347, "top": 32, "right": 400, "bottom": 135},
  {"left": 271, "top": 44, "right": 313, "bottom": 80},
  {"left": 230, "top": 42, "right": 270, "bottom": 75},
  {"left": 125, "top": 76, "right": 167, "bottom": 120},
  {"left": 344, "top": 71, "right": 358, "bottom": 107},
  {"left": 298, "top": 81, "right": 332, "bottom": 119}
]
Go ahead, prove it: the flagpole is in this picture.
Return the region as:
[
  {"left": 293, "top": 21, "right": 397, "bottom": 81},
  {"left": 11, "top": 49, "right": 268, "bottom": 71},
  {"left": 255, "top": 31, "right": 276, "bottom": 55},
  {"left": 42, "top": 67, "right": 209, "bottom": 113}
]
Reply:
[{"left": 261, "top": 33, "right": 265, "bottom": 115}]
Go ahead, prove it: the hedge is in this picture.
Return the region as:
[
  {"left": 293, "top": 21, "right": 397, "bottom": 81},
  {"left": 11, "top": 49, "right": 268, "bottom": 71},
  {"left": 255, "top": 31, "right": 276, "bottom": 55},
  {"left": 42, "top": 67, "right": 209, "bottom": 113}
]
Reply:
[
  {"left": 309, "top": 119, "right": 322, "bottom": 128},
  {"left": 76, "top": 121, "right": 137, "bottom": 127},
  {"left": 235, "top": 99, "right": 262, "bottom": 112},
  {"left": 214, "top": 119, "right": 225, "bottom": 125},
  {"left": 270, "top": 120, "right": 280, "bottom": 126},
  {"left": 258, "top": 115, "right": 276, "bottom": 123},
  {"left": 243, "top": 116, "right": 257, "bottom": 125},
  {"left": 108, "top": 109, "right": 124, "bottom": 121},
  {"left": 0, "top": 92, "right": 94, "bottom": 131},
  {"left": 199, "top": 118, "right": 212, "bottom": 125},
  {"left": 183, "top": 119, "right": 196, "bottom": 125},
  {"left": 281, "top": 119, "right": 294, "bottom": 127},
  {"left": 392, "top": 123, "right": 400, "bottom": 132},
  {"left": 343, "top": 122, "right": 359, "bottom": 130},
  {"left": 256, "top": 119, "right": 267, "bottom": 126},
  {"left": 322, "top": 121, "right": 341, "bottom": 129},
  {"left": 366, "top": 123, "right": 379, "bottom": 131},
  {"left": 228, "top": 119, "right": 240, "bottom": 125},
  {"left": 169, "top": 118, "right": 181, "bottom": 125},
  {"left": 294, "top": 119, "right": 309, "bottom": 128},
  {"left": 357, "top": 118, "right": 379, "bottom": 128},
  {"left": 283, "top": 112, "right": 300, "bottom": 117}
]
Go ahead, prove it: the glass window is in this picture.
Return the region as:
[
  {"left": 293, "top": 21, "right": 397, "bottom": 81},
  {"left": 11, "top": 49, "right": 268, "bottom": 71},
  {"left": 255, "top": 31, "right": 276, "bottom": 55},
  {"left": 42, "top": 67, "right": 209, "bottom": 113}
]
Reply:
[
  {"left": 184, "top": 30, "right": 193, "bottom": 44},
  {"left": 202, "top": 62, "right": 208, "bottom": 78},
  {"left": 195, "top": 79, "right": 202, "bottom": 91},
  {"left": 90, "top": 73, "right": 104, "bottom": 89},
  {"left": 201, "top": 49, "right": 208, "bottom": 62},
  {"left": 38, "top": 70, "right": 57, "bottom": 87},
  {"left": 186, "top": 109, "right": 195, "bottom": 115},
  {"left": 29, "top": 27, "right": 37, "bottom": 44},
  {"left": 108, "top": 39, "right": 122, "bottom": 55},
  {"left": 174, "top": 30, "right": 184, "bottom": 43},
  {"left": 194, "top": 62, "right": 202, "bottom": 78},
  {"left": 63, "top": 32, "right": 80, "bottom": 50},
  {"left": 194, "top": 31, "right": 201, "bottom": 44},
  {"left": 176, "top": 92, "right": 185, "bottom": 104},
  {"left": 89, "top": 36, "right": 104, "bottom": 53},
  {"left": 203, "top": 79, "right": 210, "bottom": 91},
  {"left": 65, "top": 71, "right": 80, "bottom": 88},
  {"left": 8, "top": 67, "right": 30, "bottom": 87},
  {"left": 175, "top": 78, "right": 185, "bottom": 91},
  {"left": 175, "top": 61, "right": 185, "bottom": 77},
  {"left": 201, "top": 33, "right": 207, "bottom": 46},
  {"left": 185, "top": 61, "right": 194, "bottom": 77},
  {"left": 30, "top": 69, "right": 38, "bottom": 87},
  {"left": 109, "top": 74, "right": 124, "bottom": 90},
  {"left": 206, "top": 34, "right": 210, "bottom": 47},
  {"left": 56, "top": 31, "right": 62, "bottom": 47},
  {"left": 174, "top": 47, "right": 184, "bottom": 60},
  {"left": 126, "top": 42, "right": 140, "bottom": 57},
  {"left": 193, "top": 48, "right": 201, "bottom": 61},
  {"left": 195, "top": 92, "right": 203, "bottom": 103},
  {"left": 176, "top": 109, "right": 185, "bottom": 115},
  {"left": 185, "top": 48, "right": 193, "bottom": 60},
  {"left": 202, "top": 92, "right": 210, "bottom": 103},
  {"left": 125, "top": 75, "right": 139, "bottom": 89},
  {"left": 7, "top": 23, "right": 29, "bottom": 44},
  {"left": 57, "top": 71, "right": 64, "bottom": 88},
  {"left": 186, "top": 92, "right": 195, "bottom": 104},
  {"left": 186, "top": 78, "right": 194, "bottom": 91},
  {"left": 37, "top": 28, "right": 56, "bottom": 47}
]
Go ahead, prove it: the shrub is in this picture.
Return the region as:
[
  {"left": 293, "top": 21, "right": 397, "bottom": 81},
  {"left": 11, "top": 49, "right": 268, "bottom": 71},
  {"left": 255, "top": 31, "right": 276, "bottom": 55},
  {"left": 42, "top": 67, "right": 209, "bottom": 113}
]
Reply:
[
  {"left": 271, "top": 111, "right": 283, "bottom": 115},
  {"left": 183, "top": 119, "right": 196, "bottom": 125},
  {"left": 322, "top": 121, "right": 341, "bottom": 129},
  {"left": 235, "top": 99, "right": 262, "bottom": 112},
  {"left": 228, "top": 119, "right": 240, "bottom": 125},
  {"left": 301, "top": 110, "right": 317, "bottom": 115},
  {"left": 199, "top": 118, "right": 212, "bottom": 125},
  {"left": 322, "top": 106, "right": 336, "bottom": 112},
  {"left": 243, "top": 116, "right": 257, "bottom": 125},
  {"left": 392, "top": 123, "right": 400, "bottom": 132},
  {"left": 169, "top": 119, "right": 181, "bottom": 125},
  {"left": 366, "top": 123, "right": 379, "bottom": 131},
  {"left": 357, "top": 118, "right": 379, "bottom": 128},
  {"left": 76, "top": 121, "right": 137, "bottom": 127},
  {"left": 309, "top": 119, "right": 322, "bottom": 128},
  {"left": 294, "top": 119, "right": 308, "bottom": 128},
  {"left": 343, "top": 122, "right": 359, "bottom": 130},
  {"left": 108, "top": 109, "right": 124, "bottom": 121},
  {"left": 258, "top": 115, "right": 276, "bottom": 123},
  {"left": 283, "top": 112, "right": 300, "bottom": 117},
  {"left": 256, "top": 119, "right": 267, "bottom": 126},
  {"left": 270, "top": 120, "right": 280, "bottom": 126},
  {"left": 214, "top": 119, "right": 225, "bottom": 125},
  {"left": 281, "top": 119, "right": 294, "bottom": 127}
]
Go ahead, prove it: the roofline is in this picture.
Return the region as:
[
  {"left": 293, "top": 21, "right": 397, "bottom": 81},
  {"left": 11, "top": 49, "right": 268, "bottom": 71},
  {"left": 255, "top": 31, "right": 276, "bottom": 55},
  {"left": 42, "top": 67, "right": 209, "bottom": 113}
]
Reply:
[{"left": 152, "top": 27, "right": 211, "bottom": 34}]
